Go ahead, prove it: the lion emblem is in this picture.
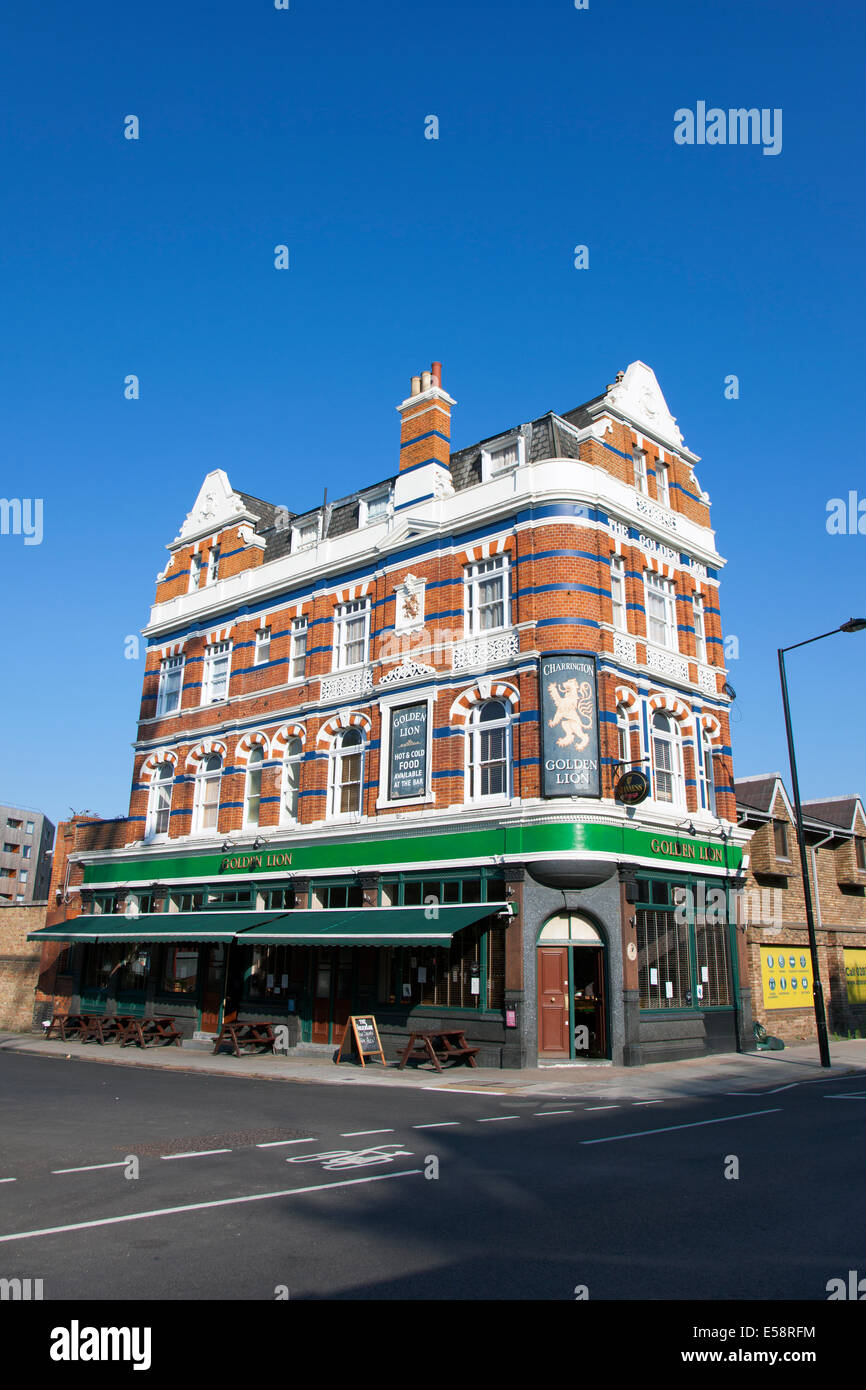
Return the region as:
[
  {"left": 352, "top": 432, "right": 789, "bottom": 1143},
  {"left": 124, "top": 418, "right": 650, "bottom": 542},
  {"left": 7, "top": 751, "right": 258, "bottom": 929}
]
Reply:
[{"left": 547, "top": 679, "right": 594, "bottom": 750}]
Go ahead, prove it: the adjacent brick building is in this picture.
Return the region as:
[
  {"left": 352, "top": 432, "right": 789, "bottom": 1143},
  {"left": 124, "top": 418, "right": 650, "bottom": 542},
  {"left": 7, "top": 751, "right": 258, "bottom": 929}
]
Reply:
[
  {"left": 736, "top": 775, "right": 866, "bottom": 1043},
  {"left": 32, "top": 360, "right": 752, "bottom": 1065}
]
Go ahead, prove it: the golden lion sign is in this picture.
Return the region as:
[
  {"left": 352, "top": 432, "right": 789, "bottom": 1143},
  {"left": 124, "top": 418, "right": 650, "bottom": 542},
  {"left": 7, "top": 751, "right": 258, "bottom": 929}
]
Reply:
[{"left": 540, "top": 655, "right": 600, "bottom": 797}]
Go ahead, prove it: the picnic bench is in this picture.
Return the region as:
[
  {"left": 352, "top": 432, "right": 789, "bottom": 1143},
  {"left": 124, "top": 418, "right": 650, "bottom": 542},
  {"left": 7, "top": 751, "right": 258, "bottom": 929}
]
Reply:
[
  {"left": 78, "top": 1014, "right": 125, "bottom": 1044},
  {"left": 117, "top": 1015, "right": 183, "bottom": 1048},
  {"left": 213, "top": 1019, "right": 276, "bottom": 1057},
  {"left": 45, "top": 1012, "right": 87, "bottom": 1041},
  {"left": 397, "top": 1027, "right": 480, "bottom": 1071}
]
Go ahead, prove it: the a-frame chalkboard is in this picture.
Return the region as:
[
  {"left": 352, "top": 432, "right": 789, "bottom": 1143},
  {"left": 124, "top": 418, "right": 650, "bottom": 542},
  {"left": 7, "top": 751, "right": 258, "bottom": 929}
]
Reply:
[{"left": 334, "top": 1015, "right": 386, "bottom": 1067}]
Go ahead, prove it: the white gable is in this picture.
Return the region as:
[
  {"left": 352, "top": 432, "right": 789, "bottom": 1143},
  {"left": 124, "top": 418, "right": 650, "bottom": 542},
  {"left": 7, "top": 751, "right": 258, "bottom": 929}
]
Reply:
[
  {"left": 174, "top": 469, "right": 249, "bottom": 545},
  {"left": 602, "top": 361, "right": 686, "bottom": 452}
]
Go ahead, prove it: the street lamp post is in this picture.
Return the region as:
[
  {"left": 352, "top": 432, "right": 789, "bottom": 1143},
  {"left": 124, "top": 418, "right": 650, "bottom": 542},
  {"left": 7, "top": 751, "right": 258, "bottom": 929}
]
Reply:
[{"left": 777, "top": 617, "right": 866, "bottom": 1069}]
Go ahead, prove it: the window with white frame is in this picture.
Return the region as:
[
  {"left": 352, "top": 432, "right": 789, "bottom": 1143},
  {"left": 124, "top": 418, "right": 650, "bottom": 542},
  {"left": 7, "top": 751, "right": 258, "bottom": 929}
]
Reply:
[
  {"left": 465, "top": 557, "right": 509, "bottom": 636},
  {"left": 290, "top": 618, "right": 307, "bottom": 679},
  {"left": 633, "top": 450, "right": 648, "bottom": 494},
  {"left": 698, "top": 732, "right": 716, "bottom": 815},
  {"left": 645, "top": 573, "right": 677, "bottom": 650},
  {"left": 254, "top": 627, "right": 271, "bottom": 666},
  {"left": 692, "top": 594, "right": 707, "bottom": 663},
  {"left": 156, "top": 655, "right": 184, "bottom": 716},
  {"left": 146, "top": 762, "right": 174, "bottom": 838},
  {"left": 651, "top": 712, "right": 684, "bottom": 807},
  {"left": 487, "top": 438, "right": 521, "bottom": 477},
  {"left": 616, "top": 705, "right": 632, "bottom": 768},
  {"left": 281, "top": 737, "right": 303, "bottom": 823},
  {"left": 610, "top": 555, "right": 627, "bottom": 631},
  {"left": 193, "top": 754, "right": 222, "bottom": 833},
  {"left": 189, "top": 554, "right": 202, "bottom": 591},
  {"left": 207, "top": 545, "right": 220, "bottom": 585},
  {"left": 333, "top": 599, "right": 370, "bottom": 670},
  {"left": 466, "top": 700, "right": 511, "bottom": 802},
  {"left": 328, "top": 728, "right": 365, "bottom": 818},
  {"left": 201, "top": 642, "right": 231, "bottom": 704},
  {"left": 244, "top": 745, "right": 264, "bottom": 826},
  {"left": 655, "top": 461, "right": 670, "bottom": 508},
  {"left": 19, "top": 870, "right": 28, "bottom": 883},
  {"left": 25, "top": 820, "right": 34, "bottom": 836},
  {"left": 294, "top": 519, "right": 319, "bottom": 552},
  {"left": 363, "top": 491, "right": 390, "bottom": 524}
]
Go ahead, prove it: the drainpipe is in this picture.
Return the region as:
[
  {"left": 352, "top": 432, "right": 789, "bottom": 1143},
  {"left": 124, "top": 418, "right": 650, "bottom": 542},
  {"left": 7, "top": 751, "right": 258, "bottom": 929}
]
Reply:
[{"left": 808, "top": 830, "right": 836, "bottom": 931}]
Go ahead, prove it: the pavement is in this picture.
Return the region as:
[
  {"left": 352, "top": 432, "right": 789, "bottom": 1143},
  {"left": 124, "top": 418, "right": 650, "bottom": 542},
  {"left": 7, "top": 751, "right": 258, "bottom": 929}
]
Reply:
[{"left": 2, "top": 1028, "right": 865, "bottom": 1099}]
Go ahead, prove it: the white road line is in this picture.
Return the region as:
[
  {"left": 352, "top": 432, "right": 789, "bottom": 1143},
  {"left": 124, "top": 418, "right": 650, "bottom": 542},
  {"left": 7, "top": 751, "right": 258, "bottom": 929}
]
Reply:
[
  {"left": 585, "top": 1105, "right": 619, "bottom": 1111},
  {"left": 581, "top": 1108, "right": 783, "bottom": 1145},
  {"left": 633, "top": 1100, "right": 665, "bottom": 1105},
  {"left": 422, "top": 1087, "right": 510, "bottom": 1096},
  {"left": 256, "top": 1138, "right": 317, "bottom": 1147},
  {"left": 0, "top": 1169, "right": 424, "bottom": 1244},
  {"left": 477, "top": 1115, "right": 520, "bottom": 1122},
  {"left": 724, "top": 1083, "right": 797, "bottom": 1096},
  {"left": 824, "top": 1093, "right": 866, "bottom": 1100},
  {"left": 412, "top": 1122, "right": 460, "bottom": 1129},
  {"left": 51, "top": 1161, "right": 128, "bottom": 1175},
  {"left": 159, "top": 1149, "right": 232, "bottom": 1161},
  {"left": 340, "top": 1129, "right": 395, "bottom": 1137},
  {"left": 534, "top": 1110, "right": 574, "bottom": 1116},
  {"left": 0, "top": 1178, "right": 17, "bottom": 1184}
]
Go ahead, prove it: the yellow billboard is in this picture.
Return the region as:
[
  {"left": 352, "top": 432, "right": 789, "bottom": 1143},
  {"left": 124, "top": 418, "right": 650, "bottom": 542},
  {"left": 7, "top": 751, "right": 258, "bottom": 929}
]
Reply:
[
  {"left": 844, "top": 949, "right": 866, "bottom": 1005},
  {"left": 760, "top": 947, "right": 813, "bottom": 1010}
]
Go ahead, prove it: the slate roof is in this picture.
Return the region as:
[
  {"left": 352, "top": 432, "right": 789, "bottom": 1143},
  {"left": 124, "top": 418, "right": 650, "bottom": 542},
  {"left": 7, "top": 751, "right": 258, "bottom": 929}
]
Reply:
[
  {"left": 801, "top": 797, "right": 862, "bottom": 830},
  {"left": 734, "top": 775, "right": 783, "bottom": 814}
]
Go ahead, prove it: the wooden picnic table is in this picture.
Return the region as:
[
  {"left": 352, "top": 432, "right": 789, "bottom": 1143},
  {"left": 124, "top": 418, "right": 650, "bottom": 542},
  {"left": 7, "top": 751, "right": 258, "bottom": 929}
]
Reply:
[
  {"left": 117, "top": 1015, "right": 183, "bottom": 1048},
  {"left": 45, "top": 1012, "right": 87, "bottom": 1041},
  {"left": 397, "top": 1027, "right": 480, "bottom": 1071},
  {"left": 78, "top": 1013, "right": 126, "bottom": 1044},
  {"left": 213, "top": 1019, "right": 276, "bottom": 1058}
]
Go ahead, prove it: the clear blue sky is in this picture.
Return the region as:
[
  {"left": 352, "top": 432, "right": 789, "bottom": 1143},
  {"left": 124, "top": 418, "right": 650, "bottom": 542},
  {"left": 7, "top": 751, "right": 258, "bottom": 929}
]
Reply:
[{"left": 1, "top": 0, "right": 864, "bottom": 828}]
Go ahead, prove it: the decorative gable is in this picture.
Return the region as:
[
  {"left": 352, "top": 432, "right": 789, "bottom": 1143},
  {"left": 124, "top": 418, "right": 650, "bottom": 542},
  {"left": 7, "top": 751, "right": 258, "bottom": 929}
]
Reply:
[
  {"left": 173, "top": 470, "right": 252, "bottom": 546},
  {"left": 602, "top": 361, "right": 686, "bottom": 453}
]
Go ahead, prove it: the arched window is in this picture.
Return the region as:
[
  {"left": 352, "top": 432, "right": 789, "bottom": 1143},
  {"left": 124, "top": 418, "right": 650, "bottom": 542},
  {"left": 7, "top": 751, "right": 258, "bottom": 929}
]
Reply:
[
  {"left": 193, "top": 754, "right": 222, "bottom": 834},
  {"left": 699, "top": 732, "right": 716, "bottom": 815},
  {"left": 467, "top": 699, "right": 511, "bottom": 802},
  {"left": 651, "top": 712, "right": 684, "bottom": 807},
  {"left": 146, "top": 762, "right": 173, "bottom": 838},
  {"left": 328, "top": 728, "right": 364, "bottom": 818},
  {"left": 281, "top": 737, "right": 303, "bottom": 823},
  {"left": 244, "top": 745, "right": 264, "bottom": 826}
]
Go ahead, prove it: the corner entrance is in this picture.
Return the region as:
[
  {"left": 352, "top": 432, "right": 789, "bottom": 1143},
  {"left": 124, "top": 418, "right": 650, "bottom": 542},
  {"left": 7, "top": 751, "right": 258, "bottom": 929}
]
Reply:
[{"left": 536, "top": 913, "right": 607, "bottom": 1060}]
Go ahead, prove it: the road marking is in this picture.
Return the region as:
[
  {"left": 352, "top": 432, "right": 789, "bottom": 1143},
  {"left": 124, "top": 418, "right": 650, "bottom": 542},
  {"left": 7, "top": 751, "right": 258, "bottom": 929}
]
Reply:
[
  {"left": 585, "top": 1105, "right": 618, "bottom": 1111},
  {"left": 823, "top": 1093, "right": 866, "bottom": 1100},
  {"left": 422, "top": 1087, "right": 510, "bottom": 1096},
  {"left": 477, "top": 1115, "right": 520, "bottom": 1122},
  {"left": 412, "top": 1122, "right": 460, "bottom": 1129},
  {"left": 51, "top": 1161, "right": 128, "bottom": 1175},
  {"left": 724, "top": 1083, "right": 797, "bottom": 1096},
  {"left": 340, "top": 1129, "right": 395, "bottom": 1137},
  {"left": 0, "top": 1169, "right": 424, "bottom": 1244},
  {"left": 0, "top": 1178, "right": 17, "bottom": 1184},
  {"left": 256, "top": 1138, "right": 317, "bottom": 1147},
  {"left": 633, "top": 1100, "right": 665, "bottom": 1106},
  {"left": 534, "top": 1109, "right": 574, "bottom": 1116},
  {"left": 159, "top": 1149, "right": 232, "bottom": 1161},
  {"left": 581, "top": 1108, "right": 783, "bottom": 1145}
]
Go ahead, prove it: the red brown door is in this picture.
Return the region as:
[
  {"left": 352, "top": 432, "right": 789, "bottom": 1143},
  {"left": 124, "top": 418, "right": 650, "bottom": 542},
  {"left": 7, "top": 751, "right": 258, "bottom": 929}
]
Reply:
[
  {"left": 312, "top": 950, "right": 332, "bottom": 1044},
  {"left": 199, "top": 945, "right": 226, "bottom": 1033},
  {"left": 538, "top": 947, "right": 570, "bottom": 1057},
  {"left": 333, "top": 948, "right": 353, "bottom": 1039}
]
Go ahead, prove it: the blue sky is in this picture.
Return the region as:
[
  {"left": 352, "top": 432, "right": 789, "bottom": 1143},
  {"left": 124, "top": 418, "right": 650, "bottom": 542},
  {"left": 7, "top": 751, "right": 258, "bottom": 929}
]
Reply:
[{"left": 1, "top": 0, "right": 864, "bottom": 828}]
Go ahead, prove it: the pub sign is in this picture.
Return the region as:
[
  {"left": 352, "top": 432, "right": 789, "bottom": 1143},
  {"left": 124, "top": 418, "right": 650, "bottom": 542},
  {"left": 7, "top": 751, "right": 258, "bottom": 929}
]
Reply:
[
  {"left": 389, "top": 702, "right": 428, "bottom": 799},
  {"left": 540, "top": 654, "right": 600, "bottom": 797}
]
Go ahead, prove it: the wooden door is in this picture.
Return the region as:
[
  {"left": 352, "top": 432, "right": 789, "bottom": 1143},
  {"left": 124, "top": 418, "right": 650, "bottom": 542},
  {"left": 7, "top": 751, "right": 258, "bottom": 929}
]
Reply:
[
  {"left": 199, "top": 945, "right": 225, "bottom": 1033},
  {"left": 333, "top": 948, "right": 353, "bottom": 1039},
  {"left": 312, "top": 950, "right": 332, "bottom": 1044},
  {"left": 538, "top": 947, "right": 570, "bottom": 1057}
]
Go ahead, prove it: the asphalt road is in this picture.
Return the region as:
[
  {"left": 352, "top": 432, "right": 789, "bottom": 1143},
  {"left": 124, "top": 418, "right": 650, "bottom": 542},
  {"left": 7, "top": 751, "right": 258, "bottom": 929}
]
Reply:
[{"left": 0, "top": 1051, "right": 863, "bottom": 1301}]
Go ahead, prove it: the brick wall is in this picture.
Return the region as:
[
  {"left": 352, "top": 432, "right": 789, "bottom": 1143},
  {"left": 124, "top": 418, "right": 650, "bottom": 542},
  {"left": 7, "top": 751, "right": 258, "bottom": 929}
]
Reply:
[{"left": 0, "top": 903, "right": 47, "bottom": 1030}]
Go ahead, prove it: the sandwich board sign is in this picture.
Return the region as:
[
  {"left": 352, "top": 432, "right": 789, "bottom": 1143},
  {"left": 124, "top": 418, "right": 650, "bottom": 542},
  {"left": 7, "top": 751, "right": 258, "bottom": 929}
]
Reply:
[{"left": 335, "top": 1015, "right": 386, "bottom": 1067}]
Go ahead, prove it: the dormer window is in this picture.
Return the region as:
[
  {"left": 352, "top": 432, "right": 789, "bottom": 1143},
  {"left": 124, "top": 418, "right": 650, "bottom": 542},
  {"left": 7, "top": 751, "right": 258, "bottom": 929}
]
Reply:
[
  {"left": 481, "top": 435, "right": 524, "bottom": 481},
  {"left": 362, "top": 490, "right": 390, "bottom": 525},
  {"left": 293, "top": 519, "right": 319, "bottom": 552}
]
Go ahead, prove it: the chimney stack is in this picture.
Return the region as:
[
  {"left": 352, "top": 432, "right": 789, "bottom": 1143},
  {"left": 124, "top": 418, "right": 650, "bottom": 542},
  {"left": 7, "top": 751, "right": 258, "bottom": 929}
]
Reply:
[{"left": 394, "top": 361, "right": 456, "bottom": 508}]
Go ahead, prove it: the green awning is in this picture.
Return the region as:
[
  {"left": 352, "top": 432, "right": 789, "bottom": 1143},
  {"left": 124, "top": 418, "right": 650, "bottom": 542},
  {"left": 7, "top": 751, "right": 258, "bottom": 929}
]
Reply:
[
  {"left": 237, "top": 903, "right": 511, "bottom": 947},
  {"left": 27, "top": 904, "right": 511, "bottom": 948}
]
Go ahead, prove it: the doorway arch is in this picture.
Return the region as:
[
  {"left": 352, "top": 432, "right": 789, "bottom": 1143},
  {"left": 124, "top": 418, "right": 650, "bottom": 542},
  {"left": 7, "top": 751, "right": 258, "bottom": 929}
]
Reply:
[{"left": 536, "top": 912, "right": 608, "bottom": 1060}]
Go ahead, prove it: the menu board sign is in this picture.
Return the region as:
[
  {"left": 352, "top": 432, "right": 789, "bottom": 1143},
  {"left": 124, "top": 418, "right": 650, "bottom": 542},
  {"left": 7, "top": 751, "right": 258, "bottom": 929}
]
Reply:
[{"left": 389, "top": 703, "right": 428, "bottom": 800}]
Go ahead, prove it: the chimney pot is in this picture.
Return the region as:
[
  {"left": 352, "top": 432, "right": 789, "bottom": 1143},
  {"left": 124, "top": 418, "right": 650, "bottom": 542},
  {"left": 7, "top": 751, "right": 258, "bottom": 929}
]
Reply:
[
  {"left": 431, "top": 361, "right": 442, "bottom": 388},
  {"left": 420, "top": 371, "right": 432, "bottom": 391},
  {"left": 411, "top": 376, "right": 421, "bottom": 396}
]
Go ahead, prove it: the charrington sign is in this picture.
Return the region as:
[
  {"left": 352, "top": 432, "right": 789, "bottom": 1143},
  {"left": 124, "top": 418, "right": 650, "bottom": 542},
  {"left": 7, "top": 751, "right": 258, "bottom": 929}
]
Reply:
[{"left": 540, "top": 654, "right": 600, "bottom": 797}]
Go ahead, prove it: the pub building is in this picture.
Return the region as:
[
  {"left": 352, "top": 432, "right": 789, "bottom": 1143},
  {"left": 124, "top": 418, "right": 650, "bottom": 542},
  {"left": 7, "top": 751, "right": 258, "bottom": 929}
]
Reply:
[{"left": 32, "top": 360, "right": 752, "bottom": 1066}]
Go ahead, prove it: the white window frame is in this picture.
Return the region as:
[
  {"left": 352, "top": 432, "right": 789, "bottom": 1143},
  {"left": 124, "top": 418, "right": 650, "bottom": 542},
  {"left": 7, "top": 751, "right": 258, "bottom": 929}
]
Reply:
[
  {"left": 332, "top": 599, "right": 370, "bottom": 672},
  {"left": 280, "top": 737, "right": 304, "bottom": 824},
  {"left": 698, "top": 733, "right": 716, "bottom": 815},
  {"left": 244, "top": 746, "right": 264, "bottom": 827},
  {"left": 633, "top": 449, "right": 648, "bottom": 494},
  {"left": 360, "top": 490, "right": 391, "bottom": 526},
  {"left": 189, "top": 553, "right": 202, "bottom": 592},
  {"left": 465, "top": 556, "right": 510, "bottom": 638},
  {"left": 25, "top": 820, "right": 34, "bottom": 836},
  {"left": 610, "top": 555, "right": 627, "bottom": 631},
  {"left": 254, "top": 627, "right": 271, "bottom": 666},
  {"left": 145, "top": 762, "right": 174, "bottom": 839},
  {"left": 19, "top": 870, "right": 28, "bottom": 883},
  {"left": 192, "top": 755, "right": 222, "bottom": 835},
  {"left": 465, "top": 699, "right": 512, "bottom": 805},
  {"left": 481, "top": 433, "right": 525, "bottom": 482},
  {"left": 645, "top": 572, "right": 678, "bottom": 651},
  {"left": 290, "top": 618, "right": 308, "bottom": 680},
  {"left": 201, "top": 642, "right": 231, "bottom": 705},
  {"left": 692, "top": 594, "right": 707, "bottom": 664},
  {"left": 651, "top": 712, "right": 685, "bottom": 809},
  {"left": 616, "top": 705, "right": 631, "bottom": 768},
  {"left": 292, "top": 518, "right": 320, "bottom": 553},
  {"left": 206, "top": 545, "right": 220, "bottom": 586},
  {"left": 156, "top": 655, "right": 185, "bottom": 717},
  {"left": 655, "top": 461, "right": 670, "bottom": 508},
  {"left": 327, "top": 728, "right": 366, "bottom": 820}
]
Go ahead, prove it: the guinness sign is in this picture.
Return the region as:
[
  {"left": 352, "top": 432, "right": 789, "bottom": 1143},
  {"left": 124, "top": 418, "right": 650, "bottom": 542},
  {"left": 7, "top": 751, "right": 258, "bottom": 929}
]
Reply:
[{"left": 614, "top": 770, "right": 650, "bottom": 805}]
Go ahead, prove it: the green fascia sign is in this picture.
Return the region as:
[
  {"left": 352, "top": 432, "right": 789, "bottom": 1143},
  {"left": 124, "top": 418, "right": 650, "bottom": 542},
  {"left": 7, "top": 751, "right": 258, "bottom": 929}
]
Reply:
[{"left": 82, "top": 820, "right": 741, "bottom": 886}]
